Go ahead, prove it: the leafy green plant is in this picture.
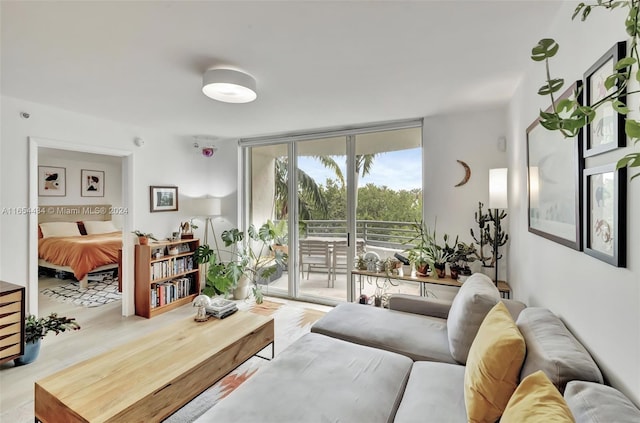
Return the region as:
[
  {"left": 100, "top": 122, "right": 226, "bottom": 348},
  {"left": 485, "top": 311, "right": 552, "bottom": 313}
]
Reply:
[
  {"left": 193, "top": 222, "right": 286, "bottom": 303},
  {"left": 531, "top": 0, "right": 639, "bottom": 179},
  {"left": 405, "top": 220, "right": 457, "bottom": 278},
  {"left": 25, "top": 313, "right": 81, "bottom": 344}
]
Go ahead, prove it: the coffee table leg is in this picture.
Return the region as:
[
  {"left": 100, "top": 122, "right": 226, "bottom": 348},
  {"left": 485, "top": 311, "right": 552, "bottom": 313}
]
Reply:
[{"left": 255, "top": 341, "right": 275, "bottom": 361}]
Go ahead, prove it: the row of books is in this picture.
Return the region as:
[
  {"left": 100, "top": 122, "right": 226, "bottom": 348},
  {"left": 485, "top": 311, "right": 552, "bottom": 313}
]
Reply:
[
  {"left": 150, "top": 256, "right": 194, "bottom": 280},
  {"left": 150, "top": 277, "right": 193, "bottom": 308}
]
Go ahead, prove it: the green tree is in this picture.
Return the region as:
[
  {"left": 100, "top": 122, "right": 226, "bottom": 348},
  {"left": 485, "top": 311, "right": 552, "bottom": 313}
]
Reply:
[{"left": 274, "top": 157, "right": 328, "bottom": 220}]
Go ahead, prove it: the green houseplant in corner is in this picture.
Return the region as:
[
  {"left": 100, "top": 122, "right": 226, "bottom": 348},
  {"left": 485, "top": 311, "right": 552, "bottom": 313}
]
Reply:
[{"left": 15, "top": 313, "right": 81, "bottom": 365}]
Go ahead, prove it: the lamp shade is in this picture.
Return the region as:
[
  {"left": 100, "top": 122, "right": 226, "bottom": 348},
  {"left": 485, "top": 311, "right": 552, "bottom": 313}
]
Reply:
[
  {"left": 489, "top": 168, "right": 508, "bottom": 209},
  {"left": 202, "top": 69, "right": 257, "bottom": 103},
  {"left": 195, "top": 197, "right": 221, "bottom": 216}
]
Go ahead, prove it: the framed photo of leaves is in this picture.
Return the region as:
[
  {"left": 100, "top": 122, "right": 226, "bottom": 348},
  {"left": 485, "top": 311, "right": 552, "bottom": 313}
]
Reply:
[{"left": 583, "top": 41, "right": 626, "bottom": 157}]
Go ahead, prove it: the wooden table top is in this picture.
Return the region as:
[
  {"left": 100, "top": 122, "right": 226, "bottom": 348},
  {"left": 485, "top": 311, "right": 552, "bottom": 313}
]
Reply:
[{"left": 35, "top": 311, "right": 273, "bottom": 422}]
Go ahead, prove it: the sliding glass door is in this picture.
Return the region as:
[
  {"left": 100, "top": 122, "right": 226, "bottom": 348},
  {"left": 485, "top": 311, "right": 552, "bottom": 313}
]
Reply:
[{"left": 243, "top": 120, "right": 422, "bottom": 305}]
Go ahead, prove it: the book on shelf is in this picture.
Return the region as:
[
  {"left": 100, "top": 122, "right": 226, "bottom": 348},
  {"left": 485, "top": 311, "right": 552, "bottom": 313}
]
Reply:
[{"left": 150, "top": 276, "right": 193, "bottom": 308}]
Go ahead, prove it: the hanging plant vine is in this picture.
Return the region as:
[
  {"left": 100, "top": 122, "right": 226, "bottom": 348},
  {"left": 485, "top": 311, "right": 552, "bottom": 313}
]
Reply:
[{"left": 531, "top": 0, "right": 640, "bottom": 180}]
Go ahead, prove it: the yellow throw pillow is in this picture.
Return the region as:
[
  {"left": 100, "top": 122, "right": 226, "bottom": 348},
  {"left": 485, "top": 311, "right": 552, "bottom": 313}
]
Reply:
[
  {"left": 464, "top": 301, "right": 526, "bottom": 423},
  {"left": 502, "top": 371, "right": 575, "bottom": 422}
]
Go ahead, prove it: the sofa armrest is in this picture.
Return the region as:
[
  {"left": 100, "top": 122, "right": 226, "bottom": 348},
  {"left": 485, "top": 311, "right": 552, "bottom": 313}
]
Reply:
[{"left": 388, "top": 294, "right": 452, "bottom": 319}]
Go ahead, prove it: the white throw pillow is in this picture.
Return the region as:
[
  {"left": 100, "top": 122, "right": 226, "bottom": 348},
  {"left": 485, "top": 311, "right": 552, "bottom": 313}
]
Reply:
[
  {"left": 83, "top": 220, "right": 118, "bottom": 235},
  {"left": 39, "top": 222, "right": 82, "bottom": 238}
]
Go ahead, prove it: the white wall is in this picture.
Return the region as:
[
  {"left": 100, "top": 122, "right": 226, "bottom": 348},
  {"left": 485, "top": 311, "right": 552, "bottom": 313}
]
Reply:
[
  {"left": 508, "top": 3, "right": 639, "bottom": 404},
  {"left": 0, "top": 95, "right": 238, "bottom": 314},
  {"left": 423, "top": 107, "right": 509, "bottom": 279},
  {"left": 37, "top": 149, "right": 124, "bottom": 225}
]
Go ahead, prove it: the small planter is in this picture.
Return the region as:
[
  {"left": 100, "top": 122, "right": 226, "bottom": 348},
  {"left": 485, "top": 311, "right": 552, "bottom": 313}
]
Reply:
[
  {"left": 138, "top": 236, "right": 149, "bottom": 245},
  {"left": 14, "top": 339, "right": 41, "bottom": 366},
  {"left": 233, "top": 276, "right": 251, "bottom": 300}
]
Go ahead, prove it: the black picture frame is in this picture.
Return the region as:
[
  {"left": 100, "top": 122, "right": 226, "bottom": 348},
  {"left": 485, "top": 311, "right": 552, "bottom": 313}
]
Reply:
[
  {"left": 583, "top": 164, "right": 626, "bottom": 267},
  {"left": 527, "top": 81, "right": 583, "bottom": 250},
  {"left": 150, "top": 186, "right": 179, "bottom": 212},
  {"left": 584, "top": 41, "right": 626, "bottom": 157}
]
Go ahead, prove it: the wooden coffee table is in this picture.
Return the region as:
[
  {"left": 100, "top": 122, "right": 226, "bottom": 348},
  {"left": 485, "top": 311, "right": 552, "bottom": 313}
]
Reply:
[{"left": 35, "top": 311, "right": 274, "bottom": 423}]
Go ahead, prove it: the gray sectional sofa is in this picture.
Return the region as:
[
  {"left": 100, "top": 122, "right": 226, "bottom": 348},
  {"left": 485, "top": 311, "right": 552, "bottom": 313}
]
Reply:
[{"left": 195, "top": 273, "right": 640, "bottom": 422}]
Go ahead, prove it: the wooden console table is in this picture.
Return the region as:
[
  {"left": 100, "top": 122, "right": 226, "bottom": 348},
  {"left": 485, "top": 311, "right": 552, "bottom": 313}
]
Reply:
[
  {"left": 35, "top": 311, "right": 274, "bottom": 423},
  {"left": 351, "top": 270, "right": 511, "bottom": 299}
]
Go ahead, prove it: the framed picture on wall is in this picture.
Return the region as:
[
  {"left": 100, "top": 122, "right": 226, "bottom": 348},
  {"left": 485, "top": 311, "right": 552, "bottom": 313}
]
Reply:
[
  {"left": 584, "top": 41, "right": 626, "bottom": 157},
  {"left": 526, "top": 81, "right": 583, "bottom": 250},
  {"left": 81, "top": 169, "right": 105, "bottom": 197},
  {"left": 150, "top": 186, "right": 178, "bottom": 212},
  {"left": 38, "top": 166, "right": 66, "bottom": 197},
  {"left": 583, "top": 164, "right": 626, "bottom": 267}
]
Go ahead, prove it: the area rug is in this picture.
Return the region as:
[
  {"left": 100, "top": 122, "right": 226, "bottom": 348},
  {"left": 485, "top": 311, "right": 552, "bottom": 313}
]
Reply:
[
  {"left": 164, "top": 299, "right": 326, "bottom": 423},
  {"left": 40, "top": 272, "right": 121, "bottom": 308}
]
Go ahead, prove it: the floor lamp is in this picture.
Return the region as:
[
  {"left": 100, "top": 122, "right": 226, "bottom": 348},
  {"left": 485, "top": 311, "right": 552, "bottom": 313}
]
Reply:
[
  {"left": 197, "top": 197, "right": 222, "bottom": 252},
  {"left": 488, "top": 168, "right": 508, "bottom": 285}
]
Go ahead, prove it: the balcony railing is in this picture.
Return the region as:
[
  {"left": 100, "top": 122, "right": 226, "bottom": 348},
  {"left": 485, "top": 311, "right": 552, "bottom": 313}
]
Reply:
[{"left": 299, "top": 220, "right": 416, "bottom": 250}]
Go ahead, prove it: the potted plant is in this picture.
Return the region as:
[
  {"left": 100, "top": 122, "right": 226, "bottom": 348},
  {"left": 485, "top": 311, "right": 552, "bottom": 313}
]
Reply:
[
  {"left": 132, "top": 230, "right": 157, "bottom": 245},
  {"left": 448, "top": 241, "right": 477, "bottom": 280},
  {"left": 193, "top": 222, "right": 286, "bottom": 304},
  {"left": 405, "top": 220, "right": 457, "bottom": 278},
  {"left": 15, "top": 313, "right": 81, "bottom": 365}
]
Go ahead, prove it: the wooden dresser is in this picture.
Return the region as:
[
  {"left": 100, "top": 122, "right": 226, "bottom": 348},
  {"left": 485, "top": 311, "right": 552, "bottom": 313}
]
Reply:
[{"left": 0, "top": 281, "right": 25, "bottom": 364}]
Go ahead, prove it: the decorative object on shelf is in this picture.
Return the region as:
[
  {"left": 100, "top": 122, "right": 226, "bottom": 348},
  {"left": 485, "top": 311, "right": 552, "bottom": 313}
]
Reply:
[
  {"left": 454, "top": 160, "right": 471, "bottom": 187},
  {"left": 526, "top": 82, "right": 583, "bottom": 250},
  {"left": 583, "top": 164, "right": 627, "bottom": 267},
  {"left": 80, "top": 169, "right": 105, "bottom": 197},
  {"left": 180, "top": 220, "right": 196, "bottom": 239},
  {"left": 16, "top": 313, "right": 80, "bottom": 365},
  {"left": 192, "top": 295, "right": 211, "bottom": 322},
  {"left": 38, "top": 165, "right": 66, "bottom": 197},
  {"left": 150, "top": 186, "right": 178, "bottom": 212},
  {"left": 168, "top": 247, "right": 179, "bottom": 256},
  {"left": 530, "top": 4, "right": 638, "bottom": 180},
  {"left": 132, "top": 230, "right": 157, "bottom": 246},
  {"left": 584, "top": 41, "right": 627, "bottom": 157},
  {"left": 202, "top": 68, "right": 257, "bottom": 103}
]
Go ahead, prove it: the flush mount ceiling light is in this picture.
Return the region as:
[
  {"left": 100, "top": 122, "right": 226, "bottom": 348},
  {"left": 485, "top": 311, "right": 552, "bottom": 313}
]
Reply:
[{"left": 202, "top": 68, "right": 257, "bottom": 103}]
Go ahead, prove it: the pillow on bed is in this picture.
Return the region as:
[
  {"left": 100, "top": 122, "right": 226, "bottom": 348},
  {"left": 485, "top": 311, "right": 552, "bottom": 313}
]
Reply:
[
  {"left": 39, "top": 222, "right": 82, "bottom": 238},
  {"left": 83, "top": 220, "right": 118, "bottom": 235}
]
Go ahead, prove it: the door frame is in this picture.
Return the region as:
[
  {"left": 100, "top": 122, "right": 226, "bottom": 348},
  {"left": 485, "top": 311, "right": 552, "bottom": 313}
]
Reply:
[{"left": 28, "top": 137, "right": 135, "bottom": 316}]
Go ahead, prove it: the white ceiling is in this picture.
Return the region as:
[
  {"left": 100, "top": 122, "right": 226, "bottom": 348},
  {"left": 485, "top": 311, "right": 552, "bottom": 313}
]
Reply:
[{"left": 1, "top": 1, "right": 563, "bottom": 140}]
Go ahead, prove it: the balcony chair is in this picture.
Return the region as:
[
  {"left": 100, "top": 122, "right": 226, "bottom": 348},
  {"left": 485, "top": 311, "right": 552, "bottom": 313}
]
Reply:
[{"left": 299, "top": 239, "right": 332, "bottom": 286}]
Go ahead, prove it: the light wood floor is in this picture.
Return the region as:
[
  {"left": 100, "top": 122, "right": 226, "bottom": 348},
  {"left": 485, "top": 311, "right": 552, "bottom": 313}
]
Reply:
[{"left": 0, "top": 277, "right": 331, "bottom": 423}]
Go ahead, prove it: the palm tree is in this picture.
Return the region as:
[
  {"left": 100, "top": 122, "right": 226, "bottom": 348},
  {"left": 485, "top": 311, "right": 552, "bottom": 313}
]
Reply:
[
  {"left": 274, "top": 157, "right": 328, "bottom": 220},
  {"left": 273, "top": 153, "right": 376, "bottom": 221}
]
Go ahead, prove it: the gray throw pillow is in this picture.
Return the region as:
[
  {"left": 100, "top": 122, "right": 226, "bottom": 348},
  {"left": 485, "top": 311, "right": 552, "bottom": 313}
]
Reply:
[
  {"left": 565, "top": 381, "right": 640, "bottom": 423},
  {"left": 446, "top": 273, "right": 500, "bottom": 364},
  {"left": 517, "top": 307, "right": 603, "bottom": 393}
]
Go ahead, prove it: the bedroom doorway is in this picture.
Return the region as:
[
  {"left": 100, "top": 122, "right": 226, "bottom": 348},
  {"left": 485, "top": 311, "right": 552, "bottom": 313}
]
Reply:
[{"left": 28, "top": 137, "right": 134, "bottom": 317}]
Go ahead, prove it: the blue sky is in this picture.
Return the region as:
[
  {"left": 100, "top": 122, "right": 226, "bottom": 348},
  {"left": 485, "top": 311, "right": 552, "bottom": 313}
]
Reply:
[{"left": 298, "top": 148, "right": 422, "bottom": 191}]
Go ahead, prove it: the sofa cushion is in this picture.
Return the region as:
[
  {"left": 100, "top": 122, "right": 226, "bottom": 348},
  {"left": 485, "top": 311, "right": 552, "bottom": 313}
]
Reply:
[
  {"left": 395, "top": 361, "right": 467, "bottom": 423},
  {"left": 194, "top": 332, "right": 413, "bottom": 423},
  {"left": 564, "top": 381, "right": 640, "bottom": 423},
  {"left": 447, "top": 273, "right": 501, "bottom": 364},
  {"left": 311, "top": 302, "right": 457, "bottom": 363},
  {"left": 464, "top": 301, "right": 526, "bottom": 423},
  {"left": 517, "top": 308, "right": 603, "bottom": 393},
  {"left": 501, "top": 370, "right": 574, "bottom": 423}
]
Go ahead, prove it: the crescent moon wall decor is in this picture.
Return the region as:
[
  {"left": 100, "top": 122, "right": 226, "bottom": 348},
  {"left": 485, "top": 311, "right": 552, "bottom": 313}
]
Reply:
[{"left": 455, "top": 160, "right": 471, "bottom": 187}]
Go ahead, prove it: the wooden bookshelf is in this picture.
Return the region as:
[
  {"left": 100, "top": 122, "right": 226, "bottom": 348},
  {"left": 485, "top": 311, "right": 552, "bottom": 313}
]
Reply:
[{"left": 134, "top": 239, "right": 200, "bottom": 318}]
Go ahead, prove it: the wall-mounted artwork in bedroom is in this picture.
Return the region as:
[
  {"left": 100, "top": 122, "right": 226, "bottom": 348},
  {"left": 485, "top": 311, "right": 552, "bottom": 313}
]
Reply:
[
  {"left": 81, "top": 169, "right": 105, "bottom": 197},
  {"left": 38, "top": 166, "right": 66, "bottom": 197}
]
